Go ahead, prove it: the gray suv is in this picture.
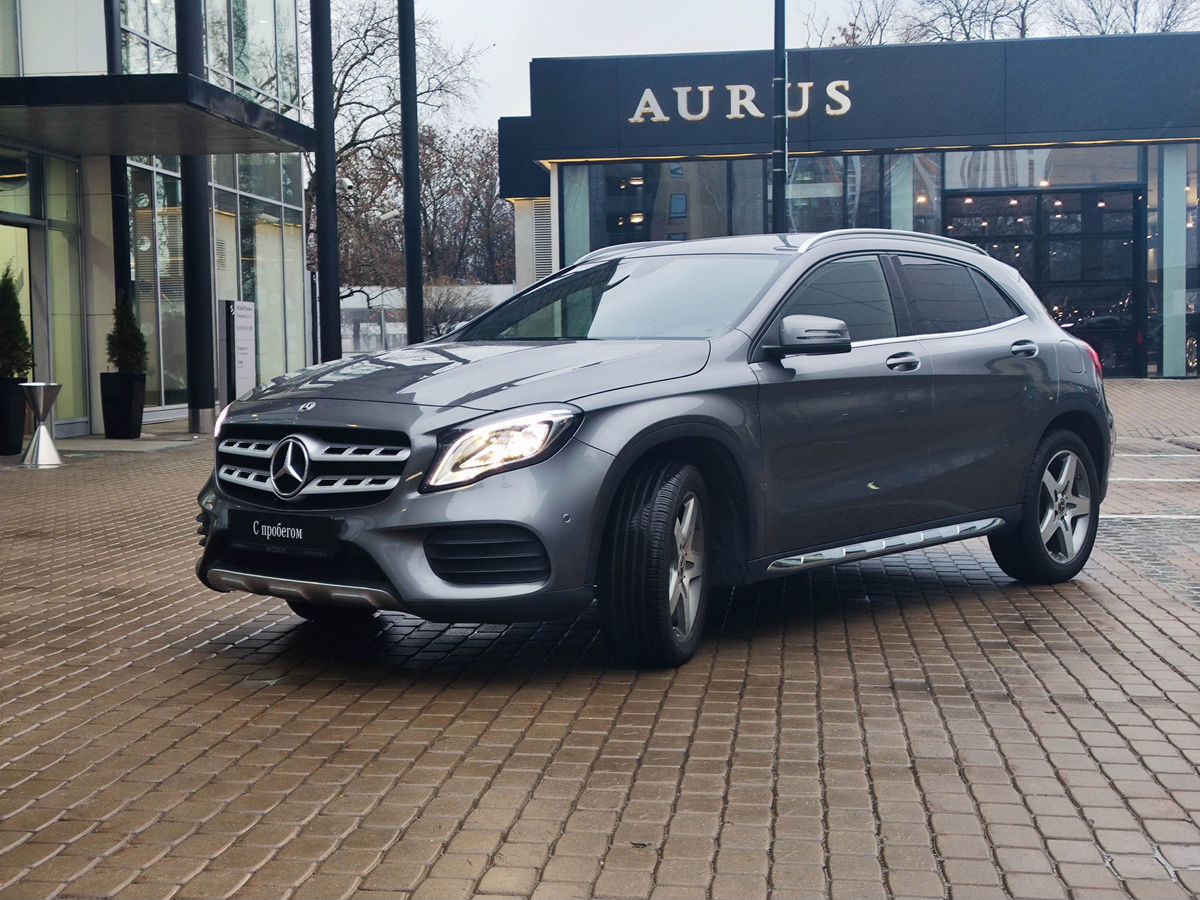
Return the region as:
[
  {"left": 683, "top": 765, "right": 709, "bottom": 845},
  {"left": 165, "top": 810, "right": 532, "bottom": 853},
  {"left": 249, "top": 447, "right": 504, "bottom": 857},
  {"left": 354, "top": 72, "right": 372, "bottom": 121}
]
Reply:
[{"left": 197, "top": 230, "right": 1113, "bottom": 667}]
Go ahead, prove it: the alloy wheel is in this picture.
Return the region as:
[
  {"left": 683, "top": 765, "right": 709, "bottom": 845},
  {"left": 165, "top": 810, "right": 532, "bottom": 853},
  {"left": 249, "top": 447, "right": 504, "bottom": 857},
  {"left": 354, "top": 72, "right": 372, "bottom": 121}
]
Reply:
[
  {"left": 668, "top": 493, "right": 704, "bottom": 641},
  {"left": 1038, "top": 449, "right": 1092, "bottom": 564}
]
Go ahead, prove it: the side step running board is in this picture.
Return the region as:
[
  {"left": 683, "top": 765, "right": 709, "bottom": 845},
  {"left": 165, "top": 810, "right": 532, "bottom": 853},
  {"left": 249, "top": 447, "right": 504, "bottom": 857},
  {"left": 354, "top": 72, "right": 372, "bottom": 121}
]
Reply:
[{"left": 767, "top": 517, "right": 1006, "bottom": 573}]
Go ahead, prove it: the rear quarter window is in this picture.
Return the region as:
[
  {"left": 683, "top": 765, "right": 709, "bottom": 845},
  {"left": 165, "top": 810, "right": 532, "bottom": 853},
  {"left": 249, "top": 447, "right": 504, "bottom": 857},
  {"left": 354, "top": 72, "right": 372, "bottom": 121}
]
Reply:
[
  {"left": 898, "top": 256, "right": 992, "bottom": 334},
  {"left": 971, "top": 270, "right": 1025, "bottom": 324}
]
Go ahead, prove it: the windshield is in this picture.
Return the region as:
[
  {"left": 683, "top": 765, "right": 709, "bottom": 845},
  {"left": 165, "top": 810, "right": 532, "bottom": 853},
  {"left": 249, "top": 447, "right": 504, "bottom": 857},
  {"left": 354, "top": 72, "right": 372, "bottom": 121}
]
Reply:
[{"left": 458, "top": 254, "right": 787, "bottom": 341}]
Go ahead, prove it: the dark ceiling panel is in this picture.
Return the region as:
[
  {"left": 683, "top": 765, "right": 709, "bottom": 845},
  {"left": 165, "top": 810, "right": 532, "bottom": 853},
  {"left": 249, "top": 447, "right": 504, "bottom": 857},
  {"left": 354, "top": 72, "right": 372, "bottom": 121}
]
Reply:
[{"left": 0, "top": 74, "right": 315, "bottom": 156}]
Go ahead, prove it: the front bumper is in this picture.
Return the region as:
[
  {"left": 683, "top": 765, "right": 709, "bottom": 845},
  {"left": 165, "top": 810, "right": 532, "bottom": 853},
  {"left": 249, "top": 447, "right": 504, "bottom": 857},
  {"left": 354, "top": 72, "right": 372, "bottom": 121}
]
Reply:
[{"left": 197, "top": 432, "right": 614, "bottom": 623}]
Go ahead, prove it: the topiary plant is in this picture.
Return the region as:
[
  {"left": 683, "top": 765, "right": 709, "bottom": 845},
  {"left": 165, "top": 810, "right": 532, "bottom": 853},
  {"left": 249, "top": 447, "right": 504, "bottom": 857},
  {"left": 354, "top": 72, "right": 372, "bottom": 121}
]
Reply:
[
  {"left": 0, "top": 264, "right": 32, "bottom": 379},
  {"left": 107, "top": 288, "right": 148, "bottom": 374}
]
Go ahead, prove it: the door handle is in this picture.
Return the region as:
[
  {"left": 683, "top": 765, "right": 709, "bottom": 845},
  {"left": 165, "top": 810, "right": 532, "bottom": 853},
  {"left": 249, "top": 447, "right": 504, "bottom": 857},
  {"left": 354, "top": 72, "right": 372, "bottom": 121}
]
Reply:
[
  {"left": 1010, "top": 339, "right": 1039, "bottom": 359},
  {"left": 885, "top": 351, "right": 921, "bottom": 372}
]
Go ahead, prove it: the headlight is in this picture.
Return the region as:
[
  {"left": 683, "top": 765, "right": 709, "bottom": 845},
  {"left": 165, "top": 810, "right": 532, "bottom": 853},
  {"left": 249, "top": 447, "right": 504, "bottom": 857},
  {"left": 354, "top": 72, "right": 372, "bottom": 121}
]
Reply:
[
  {"left": 425, "top": 406, "right": 580, "bottom": 490},
  {"left": 213, "top": 403, "right": 231, "bottom": 439}
]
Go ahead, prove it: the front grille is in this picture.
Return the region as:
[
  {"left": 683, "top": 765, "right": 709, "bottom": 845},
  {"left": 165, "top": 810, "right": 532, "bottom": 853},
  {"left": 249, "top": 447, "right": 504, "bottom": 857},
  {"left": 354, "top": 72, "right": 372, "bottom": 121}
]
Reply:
[
  {"left": 425, "top": 525, "right": 551, "bottom": 586},
  {"left": 216, "top": 425, "right": 410, "bottom": 510}
]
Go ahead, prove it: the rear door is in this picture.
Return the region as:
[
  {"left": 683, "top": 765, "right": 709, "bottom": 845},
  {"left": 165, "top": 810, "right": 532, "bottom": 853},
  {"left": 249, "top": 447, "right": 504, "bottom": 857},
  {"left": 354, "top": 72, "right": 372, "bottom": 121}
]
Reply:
[
  {"left": 893, "top": 254, "right": 1057, "bottom": 519},
  {"left": 752, "top": 254, "right": 934, "bottom": 557}
]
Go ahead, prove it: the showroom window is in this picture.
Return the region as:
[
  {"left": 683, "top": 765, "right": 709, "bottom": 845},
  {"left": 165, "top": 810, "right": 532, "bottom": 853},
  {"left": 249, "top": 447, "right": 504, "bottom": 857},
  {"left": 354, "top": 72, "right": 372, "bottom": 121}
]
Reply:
[
  {"left": 212, "top": 154, "right": 308, "bottom": 384},
  {"left": 207, "top": 0, "right": 302, "bottom": 116},
  {"left": 121, "top": 0, "right": 177, "bottom": 73},
  {"left": 128, "top": 156, "right": 185, "bottom": 407}
]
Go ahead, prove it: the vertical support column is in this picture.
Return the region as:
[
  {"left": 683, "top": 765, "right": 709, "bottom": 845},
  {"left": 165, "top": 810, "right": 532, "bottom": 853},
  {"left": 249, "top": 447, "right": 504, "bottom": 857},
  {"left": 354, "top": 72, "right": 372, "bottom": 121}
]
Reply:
[
  {"left": 1161, "top": 144, "right": 1187, "bottom": 377},
  {"left": 399, "top": 0, "right": 424, "bottom": 344},
  {"left": 177, "top": 0, "right": 216, "bottom": 431},
  {"left": 888, "top": 155, "right": 914, "bottom": 232},
  {"left": 310, "top": 0, "right": 342, "bottom": 361},
  {"left": 770, "top": 0, "right": 787, "bottom": 234}
]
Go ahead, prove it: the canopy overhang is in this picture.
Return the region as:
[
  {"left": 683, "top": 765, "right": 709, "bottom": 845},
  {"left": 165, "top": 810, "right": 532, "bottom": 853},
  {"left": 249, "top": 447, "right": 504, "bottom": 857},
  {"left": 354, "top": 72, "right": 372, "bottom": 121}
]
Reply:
[{"left": 0, "top": 74, "right": 316, "bottom": 156}]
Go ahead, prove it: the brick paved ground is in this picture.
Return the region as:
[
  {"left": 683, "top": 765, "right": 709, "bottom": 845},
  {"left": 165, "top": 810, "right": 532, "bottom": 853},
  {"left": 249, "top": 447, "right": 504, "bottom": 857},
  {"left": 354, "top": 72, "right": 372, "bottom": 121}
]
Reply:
[{"left": 0, "top": 380, "right": 1199, "bottom": 900}]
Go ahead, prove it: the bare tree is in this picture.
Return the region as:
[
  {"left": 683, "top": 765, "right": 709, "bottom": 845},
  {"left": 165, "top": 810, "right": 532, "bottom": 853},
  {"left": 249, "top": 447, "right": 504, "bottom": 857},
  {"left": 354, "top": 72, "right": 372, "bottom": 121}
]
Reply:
[
  {"left": 834, "top": 0, "right": 905, "bottom": 44},
  {"left": 424, "top": 279, "right": 493, "bottom": 337},
  {"left": 899, "top": 0, "right": 1038, "bottom": 40},
  {"left": 1052, "top": 0, "right": 1197, "bottom": 32},
  {"left": 337, "top": 124, "right": 514, "bottom": 290},
  {"left": 797, "top": 5, "right": 836, "bottom": 46},
  {"left": 300, "top": 0, "right": 483, "bottom": 293}
]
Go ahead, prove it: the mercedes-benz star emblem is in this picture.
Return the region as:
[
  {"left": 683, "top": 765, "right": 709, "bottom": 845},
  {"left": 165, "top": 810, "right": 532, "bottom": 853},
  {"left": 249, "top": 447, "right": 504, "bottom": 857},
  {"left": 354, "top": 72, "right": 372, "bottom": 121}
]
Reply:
[
  {"left": 269, "top": 437, "right": 309, "bottom": 500},
  {"left": 298, "top": 401, "right": 316, "bottom": 413}
]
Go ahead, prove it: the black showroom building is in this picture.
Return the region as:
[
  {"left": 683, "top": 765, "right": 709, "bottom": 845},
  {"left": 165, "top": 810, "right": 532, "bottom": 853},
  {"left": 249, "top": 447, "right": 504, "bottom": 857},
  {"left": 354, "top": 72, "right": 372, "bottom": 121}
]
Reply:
[{"left": 498, "top": 32, "right": 1200, "bottom": 377}]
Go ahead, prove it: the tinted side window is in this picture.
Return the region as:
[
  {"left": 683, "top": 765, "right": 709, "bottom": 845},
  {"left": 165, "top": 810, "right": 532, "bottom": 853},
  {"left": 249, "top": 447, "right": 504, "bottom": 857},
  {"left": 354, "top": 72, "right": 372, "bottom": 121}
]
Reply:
[
  {"left": 971, "top": 270, "right": 1024, "bottom": 324},
  {"left": 781, "top": 256, "right": 897, "bottom": 342},
  {"left": 899, "top": 256, "right": 991, "bottom": 333}
]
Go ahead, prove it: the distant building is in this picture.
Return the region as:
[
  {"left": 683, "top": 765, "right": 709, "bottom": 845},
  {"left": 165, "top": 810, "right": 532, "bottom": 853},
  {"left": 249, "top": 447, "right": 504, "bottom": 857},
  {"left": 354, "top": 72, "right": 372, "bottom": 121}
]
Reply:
[
  {"left": 0, "top": 0, "right": 319, "bottom": 435},
  {"left": 341, "top": 285, "right": 515, "bottom": 353},
  {"left": 501, "top": 34, "right": 1200, "bottom": 377}
]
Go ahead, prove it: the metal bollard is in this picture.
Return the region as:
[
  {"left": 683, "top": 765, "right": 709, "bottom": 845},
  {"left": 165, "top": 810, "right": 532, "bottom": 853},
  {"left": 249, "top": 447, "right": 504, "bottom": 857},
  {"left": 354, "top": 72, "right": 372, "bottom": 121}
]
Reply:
[{"left": 19, "top": 382, "right": 62, "bottom": 469}]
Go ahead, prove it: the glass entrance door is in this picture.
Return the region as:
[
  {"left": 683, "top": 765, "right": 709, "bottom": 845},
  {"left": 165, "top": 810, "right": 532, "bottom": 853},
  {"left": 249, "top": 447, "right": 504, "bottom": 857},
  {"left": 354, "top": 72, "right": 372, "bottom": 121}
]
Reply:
[
  {"left": 0, "top": 224, "right": 33, "bottom": 427},
  {"left": 945, "top": 188, "right": 1144, "bottom": 375},
  {"left": 0, "top": 212, "right": 90, "bottom": 433}
]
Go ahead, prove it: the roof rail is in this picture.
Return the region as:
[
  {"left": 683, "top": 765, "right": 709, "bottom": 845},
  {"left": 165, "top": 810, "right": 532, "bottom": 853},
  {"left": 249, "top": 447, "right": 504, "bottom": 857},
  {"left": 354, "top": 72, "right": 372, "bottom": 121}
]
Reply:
[
  {"left": 798, "top": 228, "right": 988, "bottom": 256},
  {"left": 574, "top": 241, "right": 676, "bottom": 264}
]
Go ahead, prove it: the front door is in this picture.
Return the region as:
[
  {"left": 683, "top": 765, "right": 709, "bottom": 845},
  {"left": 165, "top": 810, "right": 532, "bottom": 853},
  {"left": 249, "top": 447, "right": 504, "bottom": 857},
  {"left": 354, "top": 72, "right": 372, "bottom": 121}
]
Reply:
[
  {"left": 944, "top": 187, "right": 1144, "bottom": 375},
  {"left": 752, "top": 254, "right": 934, "bottom": 557}
]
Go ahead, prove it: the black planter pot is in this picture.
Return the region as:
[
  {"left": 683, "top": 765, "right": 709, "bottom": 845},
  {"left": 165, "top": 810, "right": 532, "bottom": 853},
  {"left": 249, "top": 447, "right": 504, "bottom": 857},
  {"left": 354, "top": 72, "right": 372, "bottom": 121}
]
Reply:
[
  {"left": 100, "top": 372, "right": 147, "bottom": 440},
  {"left": 0, "top": 376, "right": 25, "bottom": 455}
]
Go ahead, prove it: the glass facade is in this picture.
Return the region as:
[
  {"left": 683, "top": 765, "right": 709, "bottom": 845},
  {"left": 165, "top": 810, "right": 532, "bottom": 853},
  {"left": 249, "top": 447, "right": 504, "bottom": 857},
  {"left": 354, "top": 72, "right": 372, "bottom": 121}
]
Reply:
[
  {"left": 46, "top": 159, "right": 87, "bottom": 421},
  {"left": 0, "top": 146, "right": 87, "bottom": 424},
  {"left": 561, "top": 153, "right": 945, "bottom": 266},
  {"left": 560, "top": 144, "right": 1199, "bottom": 377},
  {"left": 118, "top": 1, "right": 308, "bottom": 409},
  {"left": 208, "top": 0, "right": 302, "bottom": 116},
  {"left": 128, "top": 156, "right": 185, "bottom": 406},
  {"left": 217, "top": 154, "right": 307, "bottom": 383}
]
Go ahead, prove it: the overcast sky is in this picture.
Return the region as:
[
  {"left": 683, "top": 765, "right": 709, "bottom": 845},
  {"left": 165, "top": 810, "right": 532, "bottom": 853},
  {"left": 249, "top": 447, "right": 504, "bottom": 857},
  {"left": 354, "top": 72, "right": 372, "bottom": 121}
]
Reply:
[{"left": 420, "top": 0, "right": 841, "bottom": 126}]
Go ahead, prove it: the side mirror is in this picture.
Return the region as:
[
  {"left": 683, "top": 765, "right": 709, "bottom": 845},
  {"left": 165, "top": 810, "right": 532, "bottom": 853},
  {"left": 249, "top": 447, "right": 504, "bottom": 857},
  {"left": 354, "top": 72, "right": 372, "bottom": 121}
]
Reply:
[{"left": 765, "top": 314, "right": 852, "bottom": 357}]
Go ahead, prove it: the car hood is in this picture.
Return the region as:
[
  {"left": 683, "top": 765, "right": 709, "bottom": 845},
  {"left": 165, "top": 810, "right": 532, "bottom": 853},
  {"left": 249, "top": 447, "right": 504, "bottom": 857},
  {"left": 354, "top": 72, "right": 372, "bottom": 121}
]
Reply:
[{"left": 247, "top": 340, "right": 711, "bottom": 411}]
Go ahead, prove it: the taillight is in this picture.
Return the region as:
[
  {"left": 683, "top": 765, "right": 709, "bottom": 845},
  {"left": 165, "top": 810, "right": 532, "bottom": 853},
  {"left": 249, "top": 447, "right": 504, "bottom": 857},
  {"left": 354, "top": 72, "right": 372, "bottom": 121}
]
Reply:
[{"left": 1085, "top": 343, "right": 1103, "bottom": 381}]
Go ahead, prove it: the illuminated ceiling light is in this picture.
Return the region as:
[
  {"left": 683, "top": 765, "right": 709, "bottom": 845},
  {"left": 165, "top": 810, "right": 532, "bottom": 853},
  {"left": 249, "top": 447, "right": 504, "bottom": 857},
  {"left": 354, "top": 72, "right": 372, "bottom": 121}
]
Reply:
[
  {"left": 1016, "top": 217, "right": 1025, "bottom": 223},
  {"left": 980, "top": 221, "right": 989, "bottom": 227},
  {"left": 916, "top": 194, "right": 928, "bottom": 204},
  {"left": 1097, "top": 201, "right": 1106, "bottom": 208},
  {"left": 963, "top": 197, "right": 974, "bottom": 205},
  {"left": 1039, "top": 180, "right": 1050, "bottom": 187},
  {"left": 946, "top": 224, "right": 955, "bottom": 230},
  {"left": 1054, "top": 200, "right": 1063, "bottom": 207},
  {"left": 629, "top": 176, "right": 645, "bottom": 187},
  {"left": 1009, "top": 199, "right": 1019, "bottom": 206},
  {"left": 1055, "top": 213, "right": 1063, "bottom": 219},
  {"left": 629, "top": 212, "right": 645, "bottom": 224}
]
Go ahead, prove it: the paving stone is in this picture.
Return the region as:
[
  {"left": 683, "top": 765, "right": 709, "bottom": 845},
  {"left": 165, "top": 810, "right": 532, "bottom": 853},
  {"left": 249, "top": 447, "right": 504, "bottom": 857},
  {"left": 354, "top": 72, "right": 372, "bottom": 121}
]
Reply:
[{"left": 2, "top": 381, "right": 1200, "bottom": 899}]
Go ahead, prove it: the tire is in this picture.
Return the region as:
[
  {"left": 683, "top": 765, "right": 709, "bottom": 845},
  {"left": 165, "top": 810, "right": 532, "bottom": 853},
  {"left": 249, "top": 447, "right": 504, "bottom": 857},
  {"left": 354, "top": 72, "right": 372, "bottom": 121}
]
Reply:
[
  {"left": 988, "top": 430, "right": 1099, "bottom": 584},
  {"left": 599, "top": 461, "right": 711, "bottom": 668},
  {"left": 285, "top": 599, "right": 377, "bottom": 624}
]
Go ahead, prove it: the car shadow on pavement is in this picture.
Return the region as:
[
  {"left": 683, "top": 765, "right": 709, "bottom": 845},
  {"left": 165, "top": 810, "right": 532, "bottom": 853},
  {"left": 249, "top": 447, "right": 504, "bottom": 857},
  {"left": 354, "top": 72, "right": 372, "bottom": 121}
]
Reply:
[{"left": 209, "top": 546, "right": 1022, "bottom": 688}]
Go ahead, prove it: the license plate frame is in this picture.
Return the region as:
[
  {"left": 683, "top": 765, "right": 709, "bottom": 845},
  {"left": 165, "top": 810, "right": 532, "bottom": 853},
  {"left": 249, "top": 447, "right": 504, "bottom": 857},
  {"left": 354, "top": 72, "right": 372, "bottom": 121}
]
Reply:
[{"left": 227, "top": 510, "right": 339, "bottom": 558}]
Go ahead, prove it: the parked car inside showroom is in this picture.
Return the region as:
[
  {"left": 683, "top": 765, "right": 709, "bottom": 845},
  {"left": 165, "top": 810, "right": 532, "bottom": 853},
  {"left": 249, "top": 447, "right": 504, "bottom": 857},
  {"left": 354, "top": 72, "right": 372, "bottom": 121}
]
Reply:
[{"left": 196, "top": 229, "right": 1114, "bottom": 667}]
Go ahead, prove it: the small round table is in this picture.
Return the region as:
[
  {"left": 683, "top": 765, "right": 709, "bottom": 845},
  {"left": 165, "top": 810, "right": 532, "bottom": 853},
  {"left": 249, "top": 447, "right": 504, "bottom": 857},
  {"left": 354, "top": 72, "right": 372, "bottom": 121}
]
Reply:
[{"left": 19, "top": 382, "right": 62, "bottom": 469}]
